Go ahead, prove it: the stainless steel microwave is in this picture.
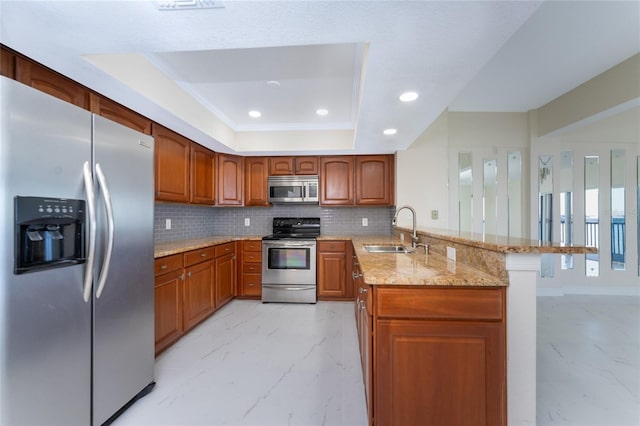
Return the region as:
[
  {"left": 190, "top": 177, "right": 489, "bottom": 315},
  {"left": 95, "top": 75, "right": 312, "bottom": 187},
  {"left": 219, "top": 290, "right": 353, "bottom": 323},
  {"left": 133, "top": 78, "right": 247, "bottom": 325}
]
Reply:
[{"left": 268, "top": 175, "right": 319, "bottom": 204}]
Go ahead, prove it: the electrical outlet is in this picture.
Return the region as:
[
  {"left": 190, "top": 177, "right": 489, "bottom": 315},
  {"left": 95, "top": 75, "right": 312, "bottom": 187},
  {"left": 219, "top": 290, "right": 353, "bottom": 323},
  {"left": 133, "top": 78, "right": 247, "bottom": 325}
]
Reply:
[
  {"left": 400, "top": 233, "right": 405, "bottom": 242},
  {"left": 431, "top": 210, "right": 438, "bottom": 220},
  {"left": 447, "top": 246, "right": 456, "bottom": 261},
  {"left": 244, "top": 218, "right": 250, "bottom": 227},
  {"left": 165, "top": 218, "right": 171, "bottom": 230},
  {"left": 362, "top": 218, "right": 368, "bottom": 227}
]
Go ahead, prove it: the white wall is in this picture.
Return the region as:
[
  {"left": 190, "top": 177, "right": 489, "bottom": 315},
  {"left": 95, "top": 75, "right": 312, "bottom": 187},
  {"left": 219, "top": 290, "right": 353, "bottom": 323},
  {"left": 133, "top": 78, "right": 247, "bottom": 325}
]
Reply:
[{"left": 395, "top": 110, "right": 450, "bottom": 230}]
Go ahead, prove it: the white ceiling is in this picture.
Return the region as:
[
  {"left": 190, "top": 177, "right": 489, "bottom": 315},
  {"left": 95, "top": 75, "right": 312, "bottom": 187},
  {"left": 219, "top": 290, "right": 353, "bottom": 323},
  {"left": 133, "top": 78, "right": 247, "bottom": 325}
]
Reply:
[{"left": 1, "top": 1, "right": 638, "bottom": 155}]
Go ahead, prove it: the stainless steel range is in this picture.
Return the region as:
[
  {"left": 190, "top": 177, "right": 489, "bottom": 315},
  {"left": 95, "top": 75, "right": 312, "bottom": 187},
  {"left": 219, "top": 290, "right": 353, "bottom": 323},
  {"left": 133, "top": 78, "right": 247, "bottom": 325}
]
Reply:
[{"left": 262, "top": 217, "right": 320, "bottom": 303}]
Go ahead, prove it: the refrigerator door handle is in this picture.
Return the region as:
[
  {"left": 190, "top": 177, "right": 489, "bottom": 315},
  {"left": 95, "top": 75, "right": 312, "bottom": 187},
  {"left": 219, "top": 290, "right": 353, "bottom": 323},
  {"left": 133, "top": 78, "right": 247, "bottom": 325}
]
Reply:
[
  {"left": 95, "top": 163, "right": 114, "bottom": 299},
  {"left": 82, "top": 161, "right": 96, "bottom": 303}
]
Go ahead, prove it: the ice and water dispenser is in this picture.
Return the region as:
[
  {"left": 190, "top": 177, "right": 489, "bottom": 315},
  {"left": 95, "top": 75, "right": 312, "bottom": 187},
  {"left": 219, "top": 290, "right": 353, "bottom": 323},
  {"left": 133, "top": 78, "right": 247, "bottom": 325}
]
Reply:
[{"left": 15, "top": 196, "right": 86, "bottom": 274}]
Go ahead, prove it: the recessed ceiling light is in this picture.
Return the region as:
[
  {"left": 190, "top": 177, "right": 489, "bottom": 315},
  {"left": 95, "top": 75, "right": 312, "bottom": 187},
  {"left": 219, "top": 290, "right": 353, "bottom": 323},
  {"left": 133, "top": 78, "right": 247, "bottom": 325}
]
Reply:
[
  {"left": 316, "top": 108, "right": 329, "bottom": 116},
  {"left": 399, "top": 91, "right": 419, "bottom": 102},
  {"left": 383, "top": 128, "right": 397, "bottom": 136},
  {"left": 248, "top": 110, "right": 262, "bottom": 118}
]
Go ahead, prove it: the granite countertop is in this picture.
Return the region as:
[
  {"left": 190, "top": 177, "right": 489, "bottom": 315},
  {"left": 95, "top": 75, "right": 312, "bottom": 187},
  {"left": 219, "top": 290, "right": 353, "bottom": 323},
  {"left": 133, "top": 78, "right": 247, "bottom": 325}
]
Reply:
[
  {"left": 154, "top": 236, "right": 262, "bottom": 258},
  {"left": 350, "top": 236, "right": 506, "bottom": 287},
  {"left": 404, "top": 227, "right": 598, "bottom": 254}
]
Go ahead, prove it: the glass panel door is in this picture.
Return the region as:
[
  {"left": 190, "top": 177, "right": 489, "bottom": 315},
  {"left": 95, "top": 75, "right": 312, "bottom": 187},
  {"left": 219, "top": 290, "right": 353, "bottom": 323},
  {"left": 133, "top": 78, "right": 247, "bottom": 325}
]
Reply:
[
  {"left": 458, "top": 152, "right": 473, "bottom": 233},
  {"left": 611, "top": 150, "right": 626, "bottom": 270},
  {"left": 585, "top": 156, "right": 599, "bottom": 277}
]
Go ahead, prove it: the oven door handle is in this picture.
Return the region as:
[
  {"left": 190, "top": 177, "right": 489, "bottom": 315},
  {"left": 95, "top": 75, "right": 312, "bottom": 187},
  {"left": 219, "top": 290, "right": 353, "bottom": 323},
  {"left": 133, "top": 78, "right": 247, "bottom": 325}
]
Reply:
[{"left": 263, "top": 285, "right": 313, "bottom": 291}]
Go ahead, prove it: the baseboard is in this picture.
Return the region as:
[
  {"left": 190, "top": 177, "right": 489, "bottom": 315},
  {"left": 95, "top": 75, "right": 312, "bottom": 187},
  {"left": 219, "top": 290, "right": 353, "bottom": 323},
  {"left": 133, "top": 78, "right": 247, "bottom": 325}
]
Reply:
[{"left": 537, "top": 286, "right": 639, "bottom": 296}]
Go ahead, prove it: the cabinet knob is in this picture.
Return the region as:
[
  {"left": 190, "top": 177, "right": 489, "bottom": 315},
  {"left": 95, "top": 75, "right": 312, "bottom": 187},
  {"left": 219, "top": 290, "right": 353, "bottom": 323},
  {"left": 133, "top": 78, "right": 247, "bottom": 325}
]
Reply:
[
  {"left": 179, "top": 274, "right": 184, "bottom": 281},
  {"left": 359, "top": 287, "right": 368, "bottom": 294},
  {"left": 187, "top": 272, "right": 192, "bottom": 277},
  {"left": 352, "top": 272, "right": 363, "bottom": 279}
]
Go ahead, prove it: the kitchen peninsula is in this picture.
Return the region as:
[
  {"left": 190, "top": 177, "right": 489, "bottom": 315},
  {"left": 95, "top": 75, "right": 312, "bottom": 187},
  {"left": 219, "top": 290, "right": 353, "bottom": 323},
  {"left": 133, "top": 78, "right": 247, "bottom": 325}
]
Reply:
[{"left": 155, "top": 228, "right": 594, "bottom": 426}]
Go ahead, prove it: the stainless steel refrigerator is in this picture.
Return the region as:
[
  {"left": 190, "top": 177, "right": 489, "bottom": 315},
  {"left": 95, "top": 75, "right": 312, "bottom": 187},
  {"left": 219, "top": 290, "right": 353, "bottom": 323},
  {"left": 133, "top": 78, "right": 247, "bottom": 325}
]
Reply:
[{"left": 0, "top": 76, "right": 155, "bottom": 425}]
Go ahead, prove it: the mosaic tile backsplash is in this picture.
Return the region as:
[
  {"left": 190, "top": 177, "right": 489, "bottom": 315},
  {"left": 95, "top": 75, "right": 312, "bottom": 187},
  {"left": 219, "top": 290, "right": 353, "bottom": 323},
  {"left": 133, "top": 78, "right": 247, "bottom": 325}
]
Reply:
[{"left": 154, "top": 203, "right": 395, "bottom": 243}]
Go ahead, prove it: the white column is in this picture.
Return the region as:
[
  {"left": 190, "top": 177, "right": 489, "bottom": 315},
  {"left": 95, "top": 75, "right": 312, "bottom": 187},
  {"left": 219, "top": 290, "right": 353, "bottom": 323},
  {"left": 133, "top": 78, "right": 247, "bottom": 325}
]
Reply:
[{"left": 506, "top": 253, "right": 541, "bottom": 426}]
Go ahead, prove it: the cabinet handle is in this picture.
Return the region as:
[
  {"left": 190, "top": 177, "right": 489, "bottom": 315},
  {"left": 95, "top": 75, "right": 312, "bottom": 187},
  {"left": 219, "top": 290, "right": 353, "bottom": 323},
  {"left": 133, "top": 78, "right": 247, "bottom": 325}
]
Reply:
[
  {"left": 249, "top": 283, "right": 255, "bottom": 287},
  {"left": 179, "top": 274, "right": 184, "bottom": 281},
  {"left": 225, "top": 247, "right": 230, "bottom": 251},
  {"left": 200, "top": 253, "right": 207, "bottom": 257},
  {"left": 187, "top": 272, "right": 192, "bottom": 277},
  {"left": 359, "top": 287, "right": 368, "bottom": 294},
  {"left": 160, "top": 265, "right": 168, "bottom": 270},
  {"left": 352, "top": 272, "right": 363, "bottom": 279}
]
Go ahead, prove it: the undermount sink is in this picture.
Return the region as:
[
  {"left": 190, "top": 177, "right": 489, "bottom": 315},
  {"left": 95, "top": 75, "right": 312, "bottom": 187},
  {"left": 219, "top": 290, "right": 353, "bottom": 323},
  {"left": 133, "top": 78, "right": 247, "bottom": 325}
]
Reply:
[{"left": 363, "top": 244, "right": 410, "bottom": 254}]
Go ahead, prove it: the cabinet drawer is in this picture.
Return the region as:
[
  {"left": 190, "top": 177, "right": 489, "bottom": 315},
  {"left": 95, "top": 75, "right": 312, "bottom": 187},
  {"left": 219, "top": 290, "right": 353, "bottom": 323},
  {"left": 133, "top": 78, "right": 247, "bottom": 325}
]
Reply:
[
  {"left": 243, "top": 262, "right": 262, "bottom": 273},
  {"left": 184, "top": 247, "right": 215, "bottom": 266},
  {"left": 242, "top": 240, "right": 262, "bottom": 252},
  {"left": 376, "top": 287, "right": 504, "bottom": 321},
  {"left": 318, "top": 240, "right": 346, "bottom": 252},
  {"left": 242, "top": 274, "right": 262, "bottom": 296},
  {"left": 243, "top": 252, "right": 261, "bottom": 263},
  {"left": 154, "top": 254, "right": 183, "bottom": 276},
  {"left": 215, "top": 242, "right": 235, "bottom": 257}
]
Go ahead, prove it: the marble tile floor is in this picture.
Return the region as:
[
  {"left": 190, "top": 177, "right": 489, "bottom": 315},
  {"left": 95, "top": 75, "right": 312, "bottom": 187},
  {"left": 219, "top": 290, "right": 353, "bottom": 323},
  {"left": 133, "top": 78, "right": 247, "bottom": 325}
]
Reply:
[
  {"left": 114, "top": 300, "right": 368, "bottom": 426},
  {"left": 537, "top": 295, "right": 640, "bottom": 426},
  {"left": 114, "top": 295, "right": 639, "bottom": 426}
]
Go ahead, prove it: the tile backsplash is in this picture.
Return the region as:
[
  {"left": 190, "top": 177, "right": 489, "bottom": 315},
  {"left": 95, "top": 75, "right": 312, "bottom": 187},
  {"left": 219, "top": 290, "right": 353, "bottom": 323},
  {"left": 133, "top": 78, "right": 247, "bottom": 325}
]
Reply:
[{"left": 154, "top": 203, "right": 395, "bottom": 243}]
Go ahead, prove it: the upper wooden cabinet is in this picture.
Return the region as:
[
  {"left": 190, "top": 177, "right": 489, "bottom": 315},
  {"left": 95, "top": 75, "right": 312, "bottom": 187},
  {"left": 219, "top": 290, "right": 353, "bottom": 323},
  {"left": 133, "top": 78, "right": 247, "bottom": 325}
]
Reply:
[
  {"left": 154, "top": 124, "right": 191, "bottom": 203},
  {"left": 15, "top": 57, "right": 89, "bottom": 109},
  {"left": 217, "top": 153, "right": 244, "bottom": 206},
  {"left": 190, "top": 143, "right": 216, "bottom": 205},
  {"left": 355, "top": 155, "right": 395, "bottom": 205},
  {"left": 320, "top": 156, "right": 355, "bottom": 205},
  {"left": 244, "top": 157, "right": 269, "bottom": 206},
  {"left": 89, "top": 93, "right": 152, "bottom": 135},
  {"left": 1, "top": 46, "right": 16, "bottom": 79},
  {"left": 269, "top": 156, "right": 319, "bottom": 175}
]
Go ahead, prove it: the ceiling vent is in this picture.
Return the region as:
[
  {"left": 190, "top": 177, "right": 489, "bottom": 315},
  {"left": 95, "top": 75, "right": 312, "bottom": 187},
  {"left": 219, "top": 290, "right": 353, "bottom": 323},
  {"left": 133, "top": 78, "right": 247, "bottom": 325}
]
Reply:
[{"left": 155, "top": 0, "right": 225, "bottom": 11}]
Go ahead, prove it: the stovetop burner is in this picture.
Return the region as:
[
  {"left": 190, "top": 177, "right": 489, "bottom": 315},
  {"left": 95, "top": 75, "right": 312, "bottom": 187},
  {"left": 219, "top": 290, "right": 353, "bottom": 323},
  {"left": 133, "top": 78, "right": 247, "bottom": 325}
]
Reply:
[{"left": 262, "top": 217, "right": 320, "bottom": 240}]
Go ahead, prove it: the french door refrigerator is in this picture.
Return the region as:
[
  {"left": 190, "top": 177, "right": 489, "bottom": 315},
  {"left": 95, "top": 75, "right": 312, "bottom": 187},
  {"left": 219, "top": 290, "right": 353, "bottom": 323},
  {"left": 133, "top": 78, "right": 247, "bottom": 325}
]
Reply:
[{"left": 0, "top": 76, "right": 155, "bottom": 425}]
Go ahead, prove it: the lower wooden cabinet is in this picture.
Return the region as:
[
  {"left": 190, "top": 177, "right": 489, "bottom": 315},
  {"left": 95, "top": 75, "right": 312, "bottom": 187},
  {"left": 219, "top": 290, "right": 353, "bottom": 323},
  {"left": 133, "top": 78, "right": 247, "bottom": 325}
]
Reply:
[
  {"left": 317, "top": 240, "right": 353, "bottom": 300},
  {"left": 238, "top": 240, "right": 262, "bottom": 298},
  {"left": 215, "top": 242, "right": 236, "bottom": 309},
  {"left": 154, "top": 254, "right": 184, "bottom": 355},
  {"left": 183, "top": 258, "right": 215, "bottom": 331},
  {"left": 362, "top": 285, "right": 507, "bottom": 426}
]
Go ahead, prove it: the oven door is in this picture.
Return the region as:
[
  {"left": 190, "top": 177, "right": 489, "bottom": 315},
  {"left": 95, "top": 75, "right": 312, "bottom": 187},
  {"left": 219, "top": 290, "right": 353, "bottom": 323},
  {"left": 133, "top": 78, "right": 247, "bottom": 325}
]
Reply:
[
  {"left": 262, "top": 240, "right": 316, "bottom": 285},
  {"left": 262, "top": 239, "right": 317, "bottom": 303}
]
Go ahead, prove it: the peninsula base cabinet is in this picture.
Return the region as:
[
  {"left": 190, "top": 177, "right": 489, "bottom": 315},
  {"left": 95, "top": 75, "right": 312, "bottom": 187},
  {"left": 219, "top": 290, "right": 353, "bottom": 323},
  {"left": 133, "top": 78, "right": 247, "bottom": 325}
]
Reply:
[{"left": 362, "top": 286, "right": 507, "bottom": 426}]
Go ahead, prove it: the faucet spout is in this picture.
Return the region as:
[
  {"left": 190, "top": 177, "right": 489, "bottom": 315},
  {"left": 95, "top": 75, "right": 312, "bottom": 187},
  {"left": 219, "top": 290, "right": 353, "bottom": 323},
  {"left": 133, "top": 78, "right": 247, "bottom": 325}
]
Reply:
[{"left": 392, "top": 205, "right": 418, "bottom": 248}]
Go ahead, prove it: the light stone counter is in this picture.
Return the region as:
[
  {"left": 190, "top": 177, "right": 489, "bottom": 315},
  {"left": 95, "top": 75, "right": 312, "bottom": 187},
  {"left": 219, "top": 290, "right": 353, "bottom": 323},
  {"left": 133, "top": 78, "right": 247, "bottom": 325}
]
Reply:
[{"left": 154, "top": 236, "right": 262, "bottom": 258}]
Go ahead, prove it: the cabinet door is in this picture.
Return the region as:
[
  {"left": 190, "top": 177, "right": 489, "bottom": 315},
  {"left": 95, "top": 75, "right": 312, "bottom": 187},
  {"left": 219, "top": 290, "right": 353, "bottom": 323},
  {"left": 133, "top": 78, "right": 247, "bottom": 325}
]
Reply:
[
  {"left": 184, "top": 260, "right": 215, "bottom": 331},
  {"left": 154, "top": 124, "right": 191, "bottom": 202},
  {"left": 89, "top": 93, "right": 152, "bottom": 134},
  {"left": 15, "top": 57, "right": 89, "bottom": 109},
  {"left": 318, "top": 252, "right": 346, "bottom": 298},
  {"left": 376, "top": 320, "right": 506, "bottom": 426},
  {"left": 215, "top": 253, "right": 236, "bottom": 309},
  {"left": 1, "top": 46, "right": 16, "bottom": 79},
  {"left": 190, "top": 143, "right": 216, "bottom": 205},
  {"left": 154, "top": 270, "right": 183, "bottom": 355},
  {"left": 294, "top": 157, "right": 319, "bottom": 175},
  {"left": 244, "top": 157, "right": 269, "bottom": 206},
  {"left": 359, "top": 301, "right": 373, "bottom": 425},
  {"left": 355, "top": 155, "right": 394, "bottom": 205},
  {"left": 320, "top": 156, "right": 354, "bottom": 205},
  {"left": 218, "top": 154, "right": 243, "bottom": 205},
  {"left": 269, "top": 157, "right": 294, "bottom": 175}
]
